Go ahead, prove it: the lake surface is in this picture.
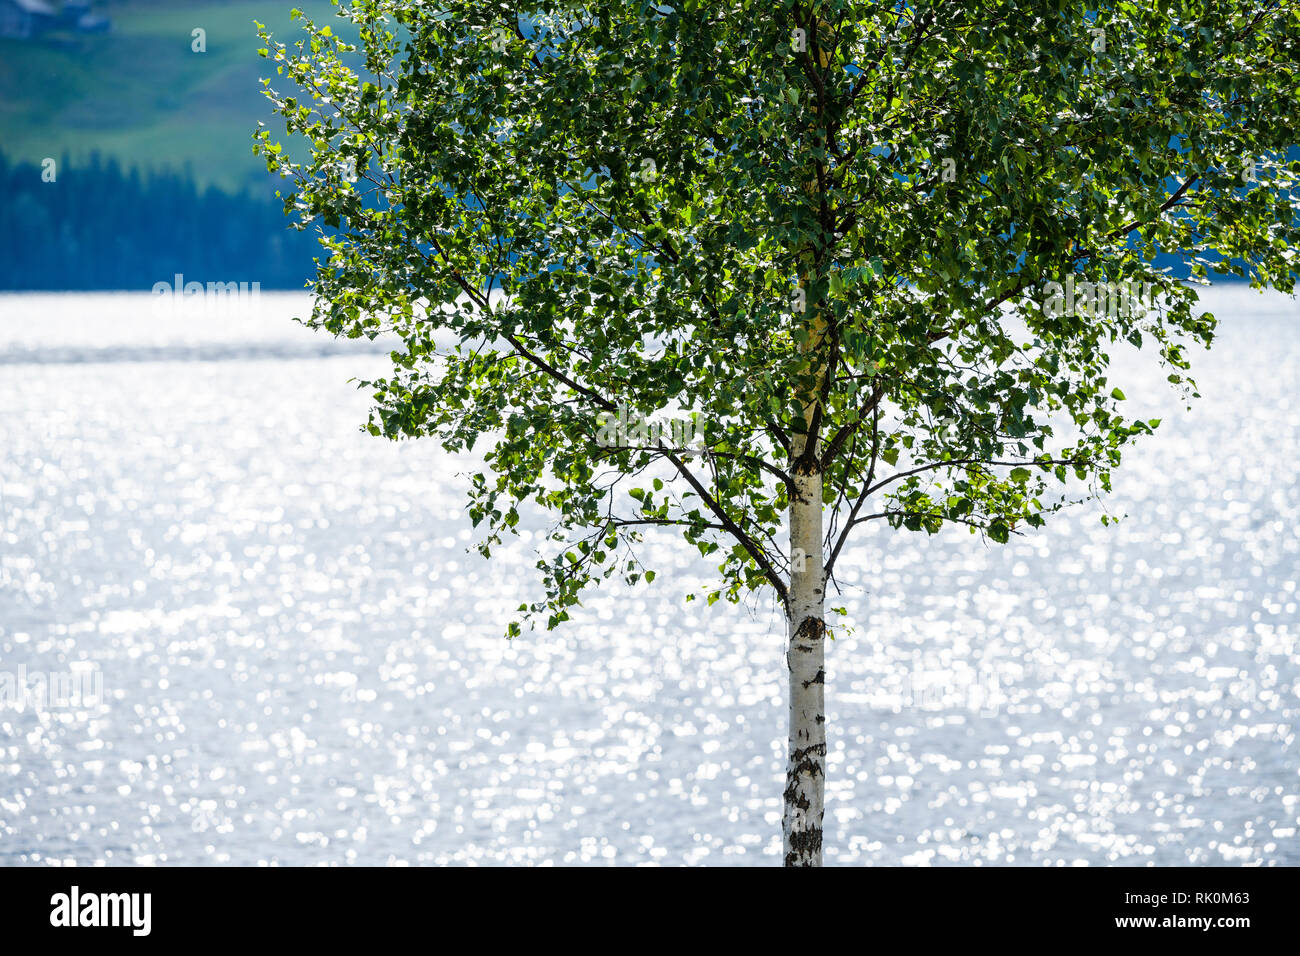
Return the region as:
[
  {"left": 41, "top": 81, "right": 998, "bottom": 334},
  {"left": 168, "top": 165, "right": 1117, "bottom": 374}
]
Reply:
[{"left": 0, "top": 289, "right": 1296, "bottom": 866}]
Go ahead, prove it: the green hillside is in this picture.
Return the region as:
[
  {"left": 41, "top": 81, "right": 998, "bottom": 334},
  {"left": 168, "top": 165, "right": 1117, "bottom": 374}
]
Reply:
[{"left": 0, "top": 0, "right": 336, "bottom": 193}]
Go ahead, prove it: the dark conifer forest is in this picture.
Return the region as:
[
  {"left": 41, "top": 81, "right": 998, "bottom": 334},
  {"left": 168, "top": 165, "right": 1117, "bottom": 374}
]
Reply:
[{"left": 0, "top": 152, "right": 316, "bottom": 290}]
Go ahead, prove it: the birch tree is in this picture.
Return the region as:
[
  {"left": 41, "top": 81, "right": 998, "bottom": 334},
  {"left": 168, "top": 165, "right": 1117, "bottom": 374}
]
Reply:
[{"left": 256, "top": 0, "right": 1300, "bottom": 865}]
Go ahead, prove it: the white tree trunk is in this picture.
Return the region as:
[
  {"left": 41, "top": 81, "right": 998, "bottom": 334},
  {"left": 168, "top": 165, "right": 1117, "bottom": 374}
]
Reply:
[
  {"left": 783, "top": 464, "right": 826, "bottom": 866},
  {"left": 787, "top": 18, "right": 832, "bottom": 858}
]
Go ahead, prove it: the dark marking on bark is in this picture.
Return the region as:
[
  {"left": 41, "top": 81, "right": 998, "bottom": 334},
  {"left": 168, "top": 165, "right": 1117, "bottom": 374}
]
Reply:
[
  {"left": 794, "top": 615, "right": 825, "bottom": 645},
  {"left": 791, "top": 457, "right": 820, "bottom": 479},
  {"left": 783, "top": 741, "right": 827, "bottom": 813},
  {"left": 785, "top": 612, "right": 827, "bottom": 867},
  {"left": 787, "top": 743, "right": 826, "bottom": 776},
  {"left": 801, "top": 668, "right": 825, "bottom": 689},
  {"left": 783, "top": 826, "right": 823, "bottom": 867}
]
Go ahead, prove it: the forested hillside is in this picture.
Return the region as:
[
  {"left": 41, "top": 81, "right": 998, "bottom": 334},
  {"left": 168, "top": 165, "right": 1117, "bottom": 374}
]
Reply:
[{"left": 0, "top": 152, "right": 316, "bottom": 290}]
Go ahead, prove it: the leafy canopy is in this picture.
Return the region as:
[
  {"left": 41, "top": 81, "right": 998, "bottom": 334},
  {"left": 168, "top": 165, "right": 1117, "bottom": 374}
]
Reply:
[{"left": 256, "top": 0, "right": 1300, "bottom": 632}]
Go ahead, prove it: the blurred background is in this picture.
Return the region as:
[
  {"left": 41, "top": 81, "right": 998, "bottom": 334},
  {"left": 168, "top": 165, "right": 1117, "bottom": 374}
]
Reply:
[
  {"left": 0, "top": 0, "right": 326, "bottom": 290},
  {"left": 0, "top": 3, "right": 1297, "bottom": 866}
]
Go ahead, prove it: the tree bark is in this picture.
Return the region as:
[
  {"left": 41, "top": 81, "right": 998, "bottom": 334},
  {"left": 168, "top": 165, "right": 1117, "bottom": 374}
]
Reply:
[
  {"left": 784, "top": 7, "right": 832, "bottom": 866},
  {"left": 783, "top": 464, "right": 826, "bottom": 867}
]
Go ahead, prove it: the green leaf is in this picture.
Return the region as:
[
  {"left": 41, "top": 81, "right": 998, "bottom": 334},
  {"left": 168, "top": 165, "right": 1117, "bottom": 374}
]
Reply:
[{"left": 255, "top": 0, "right": 1285, "bottom": 649}]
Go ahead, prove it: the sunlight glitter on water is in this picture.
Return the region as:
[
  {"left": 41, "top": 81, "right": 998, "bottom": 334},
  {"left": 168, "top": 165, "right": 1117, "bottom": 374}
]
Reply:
[{"left": 0, "top": 289, "right": 1296, "bottom": 865}]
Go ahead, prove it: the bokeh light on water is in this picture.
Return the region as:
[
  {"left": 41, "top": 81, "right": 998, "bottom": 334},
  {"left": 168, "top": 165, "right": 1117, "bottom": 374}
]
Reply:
[{"left": 0, "top": 289, "right": 1296, "bottom": 865}]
